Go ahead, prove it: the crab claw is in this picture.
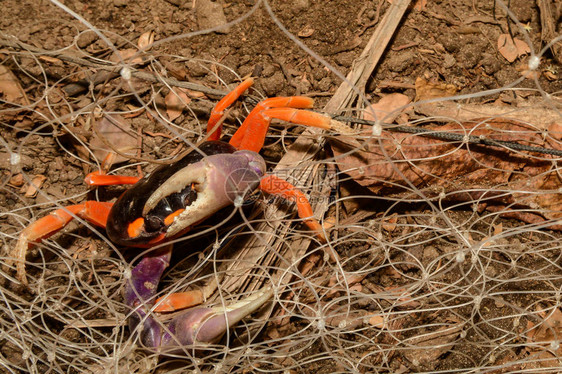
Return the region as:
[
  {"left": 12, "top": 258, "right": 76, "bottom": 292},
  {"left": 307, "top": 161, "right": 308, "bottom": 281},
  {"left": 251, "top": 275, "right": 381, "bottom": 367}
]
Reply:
[
  {"left": 124, "top": 245, "right": 273, "bottom": 354},
  {"left": 131, "top": 288, "right": 274, "bottom": 354},
  {"left": 160, "top": 288, "right": 273, "bottom": 351}
]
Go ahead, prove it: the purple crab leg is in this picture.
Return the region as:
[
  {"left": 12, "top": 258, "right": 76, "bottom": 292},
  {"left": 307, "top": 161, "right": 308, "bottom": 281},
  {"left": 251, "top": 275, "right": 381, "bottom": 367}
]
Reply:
[
  {"left": 123, "top": 245, "right": 172, "bottom": 349},
  {"left": 123, "top": 245, "right": 274, "bottom": 353}
]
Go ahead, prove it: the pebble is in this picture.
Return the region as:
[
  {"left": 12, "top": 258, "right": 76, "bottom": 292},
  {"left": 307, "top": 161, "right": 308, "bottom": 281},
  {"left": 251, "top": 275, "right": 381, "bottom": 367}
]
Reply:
[
  {"left": 77, "top": 31, "right": 98, "bottom": 49},
  {"left": 195, "top": 0, "right": 230, "bottom": 34}
]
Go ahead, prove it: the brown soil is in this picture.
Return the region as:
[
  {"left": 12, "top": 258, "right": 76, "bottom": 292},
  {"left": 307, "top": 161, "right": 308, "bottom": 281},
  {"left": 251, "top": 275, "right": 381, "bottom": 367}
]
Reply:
[{"left": 1, "top": 0, "right": 562, "bottom": 373}]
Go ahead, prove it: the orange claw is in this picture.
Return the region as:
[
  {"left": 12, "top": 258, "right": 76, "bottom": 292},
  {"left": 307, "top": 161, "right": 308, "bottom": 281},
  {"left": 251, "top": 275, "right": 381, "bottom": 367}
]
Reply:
[
  {"left": 10, "top": 201, "right": 113, "bottom": 285},
  {"left": 153, "top": 290, "right": 205, "bottom": 312},
  {"left": 259, "top": 175, "right": 327, "bottom": 243}
]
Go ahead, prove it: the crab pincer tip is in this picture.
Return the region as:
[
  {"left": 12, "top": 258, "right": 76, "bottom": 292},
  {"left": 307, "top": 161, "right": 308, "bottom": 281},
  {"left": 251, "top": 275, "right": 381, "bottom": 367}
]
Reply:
[{"left": 161, "top": 287, "right": 274, "bottom": 350}]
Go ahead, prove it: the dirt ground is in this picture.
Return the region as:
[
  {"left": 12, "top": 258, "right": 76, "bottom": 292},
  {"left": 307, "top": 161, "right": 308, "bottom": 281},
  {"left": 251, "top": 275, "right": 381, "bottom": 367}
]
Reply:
[{"left": 1, "top": 0, "right": 562, "bottom": 373}]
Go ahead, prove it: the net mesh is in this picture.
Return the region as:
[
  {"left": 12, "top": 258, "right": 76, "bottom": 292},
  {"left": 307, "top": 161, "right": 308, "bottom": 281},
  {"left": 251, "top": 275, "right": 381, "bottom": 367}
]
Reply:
[{"left": 1, "top": 0, "right": 562, "bottom": 372}]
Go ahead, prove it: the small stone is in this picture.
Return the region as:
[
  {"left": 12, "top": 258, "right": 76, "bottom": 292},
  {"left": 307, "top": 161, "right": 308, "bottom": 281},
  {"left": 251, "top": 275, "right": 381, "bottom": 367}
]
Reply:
[
  {"left": 77, "top": 31, "right": 98, "bottom": 49},
  {"left": 260, "top": 71, "right": 286, "bottom": 96},
  {"left": 316, "top": 77, "right": 332, "bottom": 91},
  {"left": 292, "top": 0, "right": 309, "bottom": 12},
  {"left": 195, "top": 0, "right": 230, "bottom": 34}
]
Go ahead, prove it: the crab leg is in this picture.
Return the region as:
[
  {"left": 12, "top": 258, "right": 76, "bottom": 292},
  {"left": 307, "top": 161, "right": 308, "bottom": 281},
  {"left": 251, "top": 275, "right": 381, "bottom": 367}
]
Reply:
[
  {"left": 10, "top": 201, "right": 114, "bottom": 284},
  {"left": 234, "top": 108, "right": 334, "bottom": 152},
  {"left": 84, "top": 153, "right": 142, "bottom": 186},
  {"left": 228, "top": 96, "right": 316, "bottom": 149},
  {"left": 125, "top": 245, "right": 273, "bottom": 352},
  {"left": 84, "top": 171, "right": 141, "bottom": 186},
  {"left": 259, "top": 175, "right": 326, "bottom": 242},
  {"left": 207, "top": 78, "right": 255, "bottom": 141}
]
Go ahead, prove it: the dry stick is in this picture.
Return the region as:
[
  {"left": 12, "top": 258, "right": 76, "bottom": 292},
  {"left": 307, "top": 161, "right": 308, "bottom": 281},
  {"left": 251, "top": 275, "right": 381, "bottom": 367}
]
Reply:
[
  {"left": 216, "top": 0, "right": 413, "bottom": 326},
  {"left": 537, "top": 0, "right": 562, "bottom": 63}
]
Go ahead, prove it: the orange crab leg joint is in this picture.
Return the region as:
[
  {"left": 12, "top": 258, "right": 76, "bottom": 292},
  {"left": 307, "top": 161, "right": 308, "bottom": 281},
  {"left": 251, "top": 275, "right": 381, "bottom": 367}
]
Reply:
[
  {"left": 259, "top": 175, "right": 326, "bottom": 243},
  {"left": 262, "top": 108, "right": 332, "bottom": 130},
  {"left": 229, "top": 96, "right": 316, "bottom": 150}
]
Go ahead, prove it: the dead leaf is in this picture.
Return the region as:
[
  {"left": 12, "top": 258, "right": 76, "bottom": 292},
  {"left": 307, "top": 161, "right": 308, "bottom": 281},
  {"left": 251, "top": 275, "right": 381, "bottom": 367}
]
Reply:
[
  {"left": 165, "top": 88, "right": 191, "bottom": 121},
  {"left": 415, "top": 77, "right": 458, "bottom": 101},
  {"left": 110, "top": 48, "right": 143, "bottom": 65},
  {"left": 184, "top": 89, "right": 207, "bottom": 99},
  {"left": 525, "top": 307, "right": 562, "bottom": 368},
  {"left": 413, "top": 0, "right": 427, "bottom": 11},
  {"left": 297, "top": 25, "right": 315, "bottom": 38},
  {"left": 368, "top": 315, "right": 386, "bottom": 328},
  {"left": 331, "top": 118, "right": 562, "bottom": 229},
  {"left": 23, "top": 175, "right": 47, "bottom": 198},
  {"left": 364, "top": 93, "right": 411, "bottom": 123},
  {"left": 402, "top": 319, "right": 463, "bottom": 367},
  {"left": 90, "top": 114, "right": 138, "bottom": 163},
  {"left": 415, "top": 99, "right": 561, "bottom": 130},
  {"left": 138, "top": 30, "right": 155, "bottom": 50},
  {"left": 516, "top": 60, "right": 541, "bottom": 79},
  {"left": 543, "top": 69, "right": 558, "bottom": 81},
  {"left": 497, "top": 34, "right": 531, "bottom": 63},
  {"left": 0, "top": 65, "right": 29, "bottom": 105},
  {"left": 381, "top": 213, "right": 398, "bottom": 232},
  {"left": 8, "top": 173, "right": 24, "bottom": 187}
]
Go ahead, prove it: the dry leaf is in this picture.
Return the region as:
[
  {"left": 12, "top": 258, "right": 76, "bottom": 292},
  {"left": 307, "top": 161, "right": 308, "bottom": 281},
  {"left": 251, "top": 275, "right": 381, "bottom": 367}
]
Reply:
[
  {"left": 184, "top": 89, "right": 207, "bottom": 99},
  {"left": 368, "top": 315, "right": 386, "bottom": 328},
  {"left": 331, "top": 118, "right": 562, "bottom": 229},
  {"left": 497, "top": 34, "right": 530, "bottom": 63},
  {"left": 90, "top": 114, "right": 137, "bottom": 163},
  {"left": 8, "top": 173, "right": 24, "bottom": 187},
  {"left": 415, "top": 99, "right": 561, "bottom": 130},
  {"left": 516, "top": 60, "right": 541, "bottom": 79},
  {"left": 0, "top": 65, "right": 29, "bottom": 105},
  {"left": 364, "top": 93, "right": 411, "bottom": 123},
  {"left": 165, "top": 88, "right": 191, "bottom": 121},
  {"left": 543, "top": 69, "right": 558, "bottom": 81},
  {"left": 23, "top": 175, "right": 47, "bottom": 198},
  {"left": 413, "top": 0, "right": 427, "bottom": 11},
  {"left": 138, "top": 30, "right": 155, "bottom": 50},
  {"left": 525, "top": 307, "right": 562, "bottom": 368},
  {"left": 110, "top": 48, "right": 143, "bottom": 65},
  {"left": 382, "top": 213, "right": 398, "bottom": 232},
  {"left": 415, "top": 77, "right": 458, "bottom": 101},
  {"left": 297, "top": 25, "right": 315, "bottom": 38},
  {"left": 402, "top": 319, "right": 462, "bottom": 367}
]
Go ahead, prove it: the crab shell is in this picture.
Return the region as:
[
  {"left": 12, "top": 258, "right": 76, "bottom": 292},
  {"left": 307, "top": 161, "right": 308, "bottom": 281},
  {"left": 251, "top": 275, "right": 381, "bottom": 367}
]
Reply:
[{"left": 105, "top": 141, "right": 266, "bottom": 246}]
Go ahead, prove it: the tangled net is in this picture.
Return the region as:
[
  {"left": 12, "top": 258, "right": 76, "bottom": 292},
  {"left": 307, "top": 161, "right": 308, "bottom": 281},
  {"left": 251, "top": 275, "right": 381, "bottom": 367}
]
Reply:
[{"left": 1, "top": 0, "right": 562, "bottom": 372}]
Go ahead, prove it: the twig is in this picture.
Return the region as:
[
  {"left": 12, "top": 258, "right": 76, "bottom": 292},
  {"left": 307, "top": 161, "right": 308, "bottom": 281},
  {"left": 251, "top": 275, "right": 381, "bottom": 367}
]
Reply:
[{"left": 324, "top": 0, "right": 412, "bottom": 112}]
